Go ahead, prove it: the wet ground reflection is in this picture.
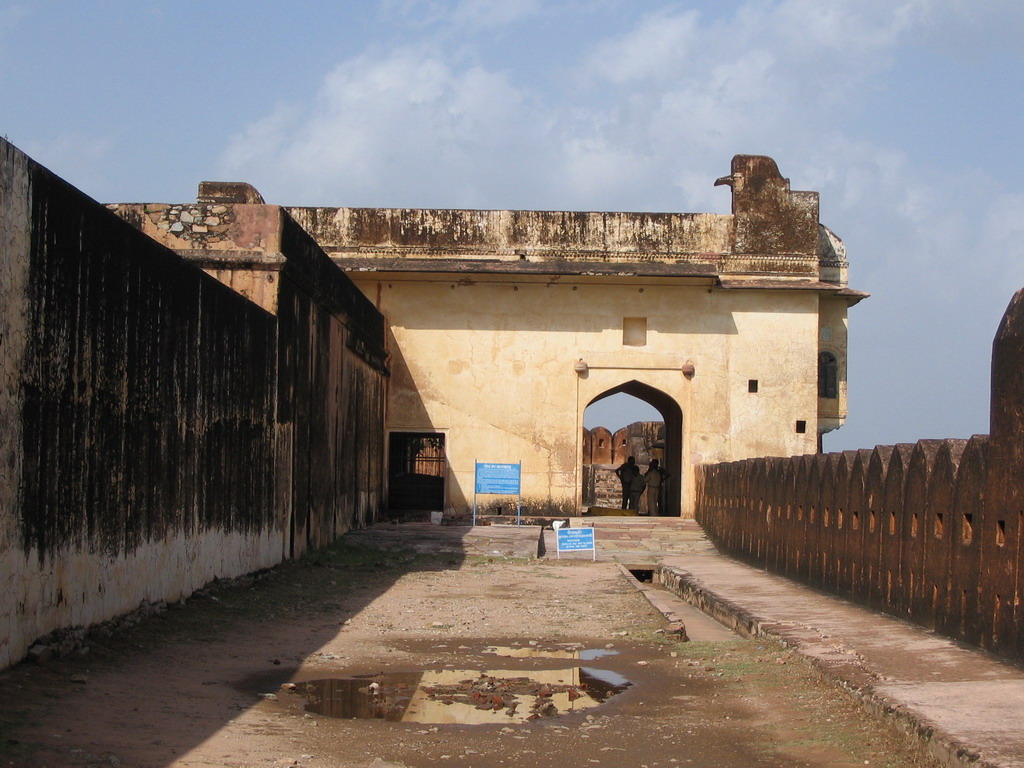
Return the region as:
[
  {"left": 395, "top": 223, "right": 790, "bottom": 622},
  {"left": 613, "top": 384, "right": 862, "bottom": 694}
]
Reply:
[
  {"left": 296, "top": 664, "right": 631, "bottom": 724},
  {"left": 482, "top": 644, "right": 619, "bottom": 661}
]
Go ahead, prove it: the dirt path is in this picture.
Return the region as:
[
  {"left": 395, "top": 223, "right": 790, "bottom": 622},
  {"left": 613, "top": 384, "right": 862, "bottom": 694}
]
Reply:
[{"left": 1, "top": 542, "right": 938, "bottom": 768}]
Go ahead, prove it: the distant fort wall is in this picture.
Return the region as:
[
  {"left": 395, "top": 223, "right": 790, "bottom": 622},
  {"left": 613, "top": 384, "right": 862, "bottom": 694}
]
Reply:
[
  {"left": 696, "top": 288, "right": 1024, "bottom": 661},
  {"left": 582, "top": 422, "right": 665, "bottom": 512}
]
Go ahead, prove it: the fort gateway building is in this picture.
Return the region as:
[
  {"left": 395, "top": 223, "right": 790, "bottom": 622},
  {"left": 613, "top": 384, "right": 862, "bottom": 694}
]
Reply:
[{"left": 114, "top": 155, "right": 866, "bottom": 518}]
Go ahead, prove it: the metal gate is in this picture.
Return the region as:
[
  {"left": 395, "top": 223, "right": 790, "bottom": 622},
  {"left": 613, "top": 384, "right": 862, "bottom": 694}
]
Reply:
[{"left": 387, "top": 432, "right": 446, "bottom": 511}]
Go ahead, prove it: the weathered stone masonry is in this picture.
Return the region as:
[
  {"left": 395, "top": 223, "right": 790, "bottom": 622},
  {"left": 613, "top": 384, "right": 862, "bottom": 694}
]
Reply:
[
  {"left": 285, "top": 155, "right": 865, "bottom": 517},
  {"left": 1, "top": 140, "right": 388, "bottom": 668},
  {"left": 696, "top": 289, "right": 1024, "bottom": 662},
  {"left": 112, "top": 185, "right": 390, "bottom": 558}
]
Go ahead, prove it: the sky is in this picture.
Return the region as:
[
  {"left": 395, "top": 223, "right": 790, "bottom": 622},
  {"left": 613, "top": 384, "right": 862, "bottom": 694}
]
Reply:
[{"left": 3, "top": 0, "right": 1023, "bottom": 451}]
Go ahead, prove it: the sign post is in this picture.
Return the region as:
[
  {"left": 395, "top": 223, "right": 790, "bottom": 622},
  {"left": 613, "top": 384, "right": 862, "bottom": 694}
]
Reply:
[
  {"left": 552, "top": 521, "right": 596, "bottom": 561},
  {"left": 473, "top": 462, "right": 522, "bottom": 526}
]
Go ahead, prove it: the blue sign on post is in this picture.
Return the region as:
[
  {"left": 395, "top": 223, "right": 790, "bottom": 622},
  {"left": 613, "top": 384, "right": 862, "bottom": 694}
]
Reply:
[
  {"left": 473, "top": 461, "right": 522, "bottom": 526},
  {"left": 555, "top": 526, "right": 596, "bottom": 560},
  {"left": 475, "top": 463, "right": 521, "bottom": 495}
]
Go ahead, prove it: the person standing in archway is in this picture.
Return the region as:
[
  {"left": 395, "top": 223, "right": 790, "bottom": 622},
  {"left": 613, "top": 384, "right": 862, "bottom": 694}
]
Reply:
[
  {"left": 615, "top": 456, "right": 640, "bottom": 510},
  {"left": 629, "top": 466, "right": 647, "bottom": 512},
  {"left": 645, "top": 459, "right": 669, "bottom": 516}
]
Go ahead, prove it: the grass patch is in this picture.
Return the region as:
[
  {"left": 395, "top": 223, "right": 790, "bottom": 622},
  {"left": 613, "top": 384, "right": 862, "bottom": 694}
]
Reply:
[{"left": 629, "top": 632, "right": 930, "bottom": 766}]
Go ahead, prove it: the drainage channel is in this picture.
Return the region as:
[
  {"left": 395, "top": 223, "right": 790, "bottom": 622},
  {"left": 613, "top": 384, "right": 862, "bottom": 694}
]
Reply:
[
  {"left": 627, "top": 567, "right": 655, "bottom": 583},
  {"left": 620, "top": 563, "right": 741, "bottom": 643}
]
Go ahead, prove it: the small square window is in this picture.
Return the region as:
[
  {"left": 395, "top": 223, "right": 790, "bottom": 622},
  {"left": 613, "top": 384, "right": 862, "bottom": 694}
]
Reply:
[
  {"left": 795, "top": 420, "right": 807, "bottom": 433},
  {"left": 748, "top": 379, "right": 758, "bottom": 393},
  {"left": 623, "top": 317, "right": 647, "bottom": 346}
]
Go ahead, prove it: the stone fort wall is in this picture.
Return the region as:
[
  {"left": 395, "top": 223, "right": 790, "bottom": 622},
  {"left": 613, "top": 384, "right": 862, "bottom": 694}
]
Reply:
[
  {"left": 696, "top": 288, "right": 1024, "bottom": 661},
  {"left": 0, "top": 140, "right": 387, "bottom": 669}
]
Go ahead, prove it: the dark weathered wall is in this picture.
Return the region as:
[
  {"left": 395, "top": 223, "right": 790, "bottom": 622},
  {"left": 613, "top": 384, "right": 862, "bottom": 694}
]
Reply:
[
  {"left": 1, "top": 139, "right": 280, "bottom": 668},
  {"left": 106, "top": 199, "right": 390, "bottom": 560},
  {"left": 1, "top": 140, "right": 389, "bottom": 669},
  {"left": 276, "top": 214, "right": 387, "bottom": 557},
  {"left": 19, "top": 189, "right": 279, "bottom": 561},
  {"left": 696, "top": 289, "right": 1024, "bottom": 662}
]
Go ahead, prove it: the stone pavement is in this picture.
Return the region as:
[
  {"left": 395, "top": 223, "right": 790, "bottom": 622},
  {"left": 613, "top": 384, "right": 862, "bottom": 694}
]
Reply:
[
  {"left": 346, "top": 516, "right": 1024, "bottom": 767},
  {"left": 341, "top": 520, "right": 542, "bottom": 559},
  {"left": 344, "top": 515, "right": 711, "bottom": 562},
  {"left": 548, "top": 515, "right": 712, "bottom": 562}
]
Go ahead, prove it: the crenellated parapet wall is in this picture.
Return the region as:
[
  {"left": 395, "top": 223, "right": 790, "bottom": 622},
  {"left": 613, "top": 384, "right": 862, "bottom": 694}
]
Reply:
[{"left": 697, "top": 287, "right": 1024, "bottom": 662}]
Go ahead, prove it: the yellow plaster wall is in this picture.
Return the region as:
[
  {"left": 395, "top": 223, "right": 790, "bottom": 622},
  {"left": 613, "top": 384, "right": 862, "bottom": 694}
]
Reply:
[
  {"left": 361, "top": 276, "right": 829, "bottom": 516},
  {"left": 818, "top": 295, "right": 850, "bottom": 428}
]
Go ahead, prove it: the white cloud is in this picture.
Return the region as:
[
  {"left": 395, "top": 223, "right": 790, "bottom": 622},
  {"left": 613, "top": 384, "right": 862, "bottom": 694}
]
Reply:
[
  {"left": 220, "top": 47, "right": 545, "bottom": 207},
  {"left": 218, "top": 0, "right": 1024, "bottom": 448},
  {"left": 218, "top": 103, "right": 300, "bottom": 177},
  {"left": 582, "top": 10, "right": 700, "bottom": 86},
  {"left": 222, "top": 1, "right": 934, "bottom": 212}
]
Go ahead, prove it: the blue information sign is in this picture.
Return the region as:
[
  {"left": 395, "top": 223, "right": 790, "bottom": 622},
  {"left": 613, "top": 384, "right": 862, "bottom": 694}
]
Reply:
[
  {"left": 475, "top": 462, "right": 521, "bottom": 495},
  {"left": 556, "top": 527, "right": 596, "bottom": 552},
  {"left": 473, "top": 461, "right": 523, "bottom": 526}
]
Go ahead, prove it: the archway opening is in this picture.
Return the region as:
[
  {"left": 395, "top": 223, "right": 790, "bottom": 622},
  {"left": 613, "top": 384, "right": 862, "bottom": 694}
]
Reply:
[{"left": 582, "top": 382, "right": 683, "bottom": 517}]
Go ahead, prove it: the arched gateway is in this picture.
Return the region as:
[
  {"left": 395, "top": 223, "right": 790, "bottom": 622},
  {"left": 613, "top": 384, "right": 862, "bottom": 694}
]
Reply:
[{"left": 584, "top": 382, "right": 683, "bottom": 516}]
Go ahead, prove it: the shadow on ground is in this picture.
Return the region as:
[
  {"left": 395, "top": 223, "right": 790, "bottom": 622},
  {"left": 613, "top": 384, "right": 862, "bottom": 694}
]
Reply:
[{"left": 0, "top": 525, "right": 475, "bottom": 767}]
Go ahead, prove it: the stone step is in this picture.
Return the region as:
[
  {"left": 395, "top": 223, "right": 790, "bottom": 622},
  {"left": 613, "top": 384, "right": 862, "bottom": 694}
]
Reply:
[{"left": 579, "top": 517, "right": 693, "bottom": 529}]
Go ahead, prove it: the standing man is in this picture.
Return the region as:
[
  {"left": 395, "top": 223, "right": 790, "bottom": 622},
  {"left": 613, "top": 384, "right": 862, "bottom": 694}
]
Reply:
[
  {"left": 645, "top": 459, "right": 669, "bottom": 517},
  {"left": 629, "top": 465, "right": 647, "bottom": 512},
  {"left": 615, "top": 456, "right": 639, "bottom": 510}
]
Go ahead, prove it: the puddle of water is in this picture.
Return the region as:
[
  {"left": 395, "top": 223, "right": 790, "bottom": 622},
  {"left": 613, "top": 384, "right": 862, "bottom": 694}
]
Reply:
[
  {"left": 300, "top": 673, "right": 420, "bottom": 721},
  {"left": 295, "top": 667, "right": 630, "bottom": 724},
  {"left": 484, "top": 645, "right": 619, "bottom": 661},
  {"left": 579, "top": 648, "right": 618, "bottom": 661},
  {"left": 580, "top": 666, "right": 630, "bottom": 687}
]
